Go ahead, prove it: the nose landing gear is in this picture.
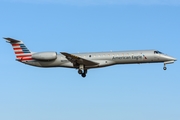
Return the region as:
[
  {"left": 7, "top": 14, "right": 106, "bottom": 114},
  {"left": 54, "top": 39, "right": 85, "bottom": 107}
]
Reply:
[
  {"left": 163, "top": 61, "right": 175, "bottom": 71},
  {"left": 163, "top": 67, "right": 167, "bottom": 70},
  {"left": 163, "top": 64, "right": 167, "bottom": 70}
]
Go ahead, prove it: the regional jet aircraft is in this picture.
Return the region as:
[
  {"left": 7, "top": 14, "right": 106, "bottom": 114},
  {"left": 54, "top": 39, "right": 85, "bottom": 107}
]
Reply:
[{"left": 4, "top": 38, "right": 177, "bottom": 78}]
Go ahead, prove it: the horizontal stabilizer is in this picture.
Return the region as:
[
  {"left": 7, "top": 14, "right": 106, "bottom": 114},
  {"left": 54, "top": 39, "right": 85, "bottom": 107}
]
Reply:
[{"left": 4, "top": 37, "right": 21, "bottom": 43}]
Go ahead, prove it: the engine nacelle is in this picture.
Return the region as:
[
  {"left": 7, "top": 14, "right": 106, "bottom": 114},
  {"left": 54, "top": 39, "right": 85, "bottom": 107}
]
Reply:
[{"left": 32, "top": 52, "right": 57, "bottom": 61}]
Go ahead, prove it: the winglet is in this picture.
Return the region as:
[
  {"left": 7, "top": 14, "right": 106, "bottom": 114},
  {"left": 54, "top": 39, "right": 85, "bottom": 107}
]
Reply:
[{"left": 3, "top": 37, "right": 21, "bottom": 43}]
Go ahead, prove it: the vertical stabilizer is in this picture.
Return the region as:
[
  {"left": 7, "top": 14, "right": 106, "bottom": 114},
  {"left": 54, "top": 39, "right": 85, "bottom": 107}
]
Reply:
[{"left": 4, "top": 38, "right": 33, "bottom": 61}]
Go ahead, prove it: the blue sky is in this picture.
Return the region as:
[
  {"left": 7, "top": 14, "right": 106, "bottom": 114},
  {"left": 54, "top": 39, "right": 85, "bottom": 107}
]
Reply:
[{"left": 0, "top": 1, "right": 180, "bottom": 120}]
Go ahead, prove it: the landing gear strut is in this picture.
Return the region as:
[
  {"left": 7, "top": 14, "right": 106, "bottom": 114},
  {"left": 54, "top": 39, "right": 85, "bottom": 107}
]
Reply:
[
  {"left": 78, "top": 65, "right": 87, "bottom": 78},
  {"left": 163, "top": 64, "right": 167, "bottom": 70}
]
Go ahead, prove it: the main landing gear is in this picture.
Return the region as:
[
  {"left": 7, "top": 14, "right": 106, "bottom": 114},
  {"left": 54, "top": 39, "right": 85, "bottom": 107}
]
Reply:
[
  {"left": 78, "top": 65, "right": 87, "bottom": 78},
  {"left": 78, "top": 69, "right": 87, "bottom": 78}
]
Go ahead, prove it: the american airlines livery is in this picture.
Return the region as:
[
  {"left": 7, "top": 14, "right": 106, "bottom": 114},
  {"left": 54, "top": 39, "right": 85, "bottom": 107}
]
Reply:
[{"left": 4, "top": 38, "right": 177, "bottom": 78}]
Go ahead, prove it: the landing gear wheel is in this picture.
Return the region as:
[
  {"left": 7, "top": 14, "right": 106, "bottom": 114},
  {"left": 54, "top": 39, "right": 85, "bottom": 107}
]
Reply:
[
  {"left": 78, "top": 65, "right": 88, "bottom": 78},
  {"left": 163, "top": 67, "right": 167, "bottom": 70},
  {"left": 82, "top": 73, "right": 86, "bottom": 78},
  {"left": 78, "top": 69, "right": 83, "bottom": 74}
]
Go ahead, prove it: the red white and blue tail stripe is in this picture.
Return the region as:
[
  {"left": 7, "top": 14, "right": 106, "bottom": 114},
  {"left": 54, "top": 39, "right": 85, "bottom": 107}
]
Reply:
[{"left": 4, "top": 38, "right": 33, "bottom": 61}]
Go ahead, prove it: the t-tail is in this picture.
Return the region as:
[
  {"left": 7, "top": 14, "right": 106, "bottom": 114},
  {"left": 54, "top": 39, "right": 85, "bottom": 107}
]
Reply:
[{"left": 4, "top": 38, "right": 33, "bottom": 61}]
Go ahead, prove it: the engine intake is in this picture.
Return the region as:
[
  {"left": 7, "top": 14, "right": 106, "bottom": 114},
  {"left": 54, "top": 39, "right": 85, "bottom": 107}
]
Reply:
[{"left": 32, "top": 52, "right": 57, "bottom": 61}]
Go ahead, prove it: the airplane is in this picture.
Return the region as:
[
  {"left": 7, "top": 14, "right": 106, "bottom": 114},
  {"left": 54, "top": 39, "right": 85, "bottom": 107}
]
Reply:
[{"left": 4, "top": 37, "right": 177, "bottom": 78}]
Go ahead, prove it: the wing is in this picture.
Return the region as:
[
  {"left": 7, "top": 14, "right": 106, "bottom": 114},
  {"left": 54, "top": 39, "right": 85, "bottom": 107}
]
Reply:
[{"left": 60, "top": 52, "right": 99, "bottom": 67}]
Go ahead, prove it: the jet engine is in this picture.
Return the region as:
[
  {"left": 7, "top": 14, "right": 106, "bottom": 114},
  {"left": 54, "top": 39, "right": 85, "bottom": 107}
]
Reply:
[{"left": 32, "top": 52, "right": 57, "bottom": 61}]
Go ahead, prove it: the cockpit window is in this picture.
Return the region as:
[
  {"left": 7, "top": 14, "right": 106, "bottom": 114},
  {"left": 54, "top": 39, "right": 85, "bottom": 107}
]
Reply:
[{"left": 154, "top": 51, "right": 163, "bottom": 54}]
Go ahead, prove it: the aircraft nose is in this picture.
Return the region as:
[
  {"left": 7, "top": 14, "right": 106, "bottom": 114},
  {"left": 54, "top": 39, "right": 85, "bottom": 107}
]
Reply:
[
  {"left": 173, "top": 57, "right": 177, "bottom": 61},
  {"left": 161, "top": 55, "right": 177, "bottom": 61},
  {"left": 167, "top": 56, "right": 177, "bottom": 61}
]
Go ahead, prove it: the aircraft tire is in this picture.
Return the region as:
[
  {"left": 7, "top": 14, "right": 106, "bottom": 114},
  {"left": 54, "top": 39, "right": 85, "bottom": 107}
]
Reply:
[
  {"left": 82, "top": 73, "right": 86, "bottom": 78},
  {"left": 163, "top": 67, "right": 167, "bottom": 70},
  {"left": 78, "top": 69, "right": 83, "bottom": 74}
]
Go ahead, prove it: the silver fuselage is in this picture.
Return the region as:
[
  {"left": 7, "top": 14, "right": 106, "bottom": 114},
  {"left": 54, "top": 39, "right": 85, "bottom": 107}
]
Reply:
[
  {"left": 4, "top": 37, "right": 177, "bottom": 78},
  {"left": 23, "top": 50, "right": 176, "bottom": 69}
]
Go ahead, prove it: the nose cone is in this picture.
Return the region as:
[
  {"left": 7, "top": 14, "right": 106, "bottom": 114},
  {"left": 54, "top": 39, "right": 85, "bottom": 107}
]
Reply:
[
  {"left": 164, "top": 55, "right": 177, "bottom": 61},
  {"left": 174, "top": 57, "right": 177, "bottom": 61}
]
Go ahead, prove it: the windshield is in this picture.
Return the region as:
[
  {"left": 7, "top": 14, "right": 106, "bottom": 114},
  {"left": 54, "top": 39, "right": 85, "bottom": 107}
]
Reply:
[{"left": 154, "top": 51, "right": 164, "bottom": 54}]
